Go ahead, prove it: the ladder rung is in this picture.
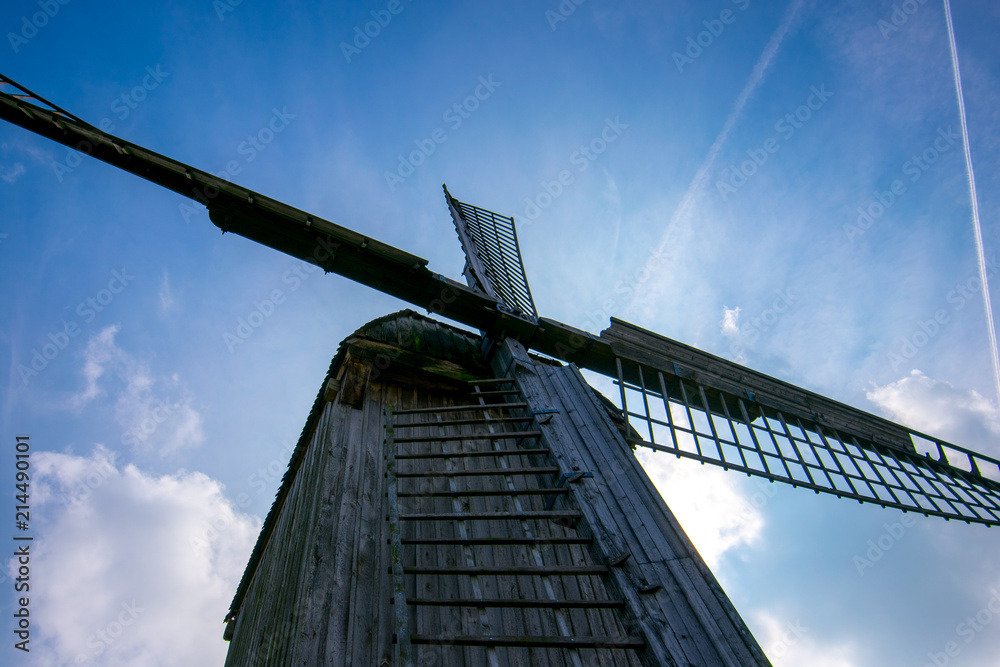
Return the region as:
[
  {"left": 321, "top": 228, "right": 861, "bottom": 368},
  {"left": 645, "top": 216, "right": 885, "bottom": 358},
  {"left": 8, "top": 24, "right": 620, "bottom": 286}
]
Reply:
[
  {"left": 400, "top": 536, "right": 590, "bottom": 546},
  {"left": 394, "top": 416, "right": 533, "bottom": 429},
  {"left": 397, "top": 467, "right": 559, "bottom": 478},
  {"left": 399, "top": 565, "right": 608, "bottom": 576},
  {"left": 398, "top": 488, "right": 568, "bottom": 498},
  {"left": 394, "top": 431, "right": 541, "bottom": 443},
  {"left": 470, "top": 389, "right": 521, "bottom": 397},
  {"left": 402, "top": 598, "right": 627, "bottom": 609},
  {"left": 466, "top": 378, "right": 516, "bottom": 385},
  {"left": 394, "top": 402, "right": 528, "bottom": 415},
  {"left": 409, "top": 635, "right": 644, "bottom": 649},
  {"left": 398, "top": 511, "right": 580, "bottom": 521},
  {"left": 396, "top": 448, "right": 549, "bottom": 460}
]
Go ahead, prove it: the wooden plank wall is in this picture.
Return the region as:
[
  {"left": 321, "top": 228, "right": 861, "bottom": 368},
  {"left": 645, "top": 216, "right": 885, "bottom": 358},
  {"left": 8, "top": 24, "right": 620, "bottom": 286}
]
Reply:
[
  {"left": 225, "top": 365, "right": 644, "bottom": 666},
  {"left": 492, "top": 338, "right": 773, "bottom": 667},
  {"left": 222, "top": 384, "right": 395, "bottom": 666},
  {"left": 394, "top": 398, "right": 643, "bottom": 667},
  {"left": 225, "top": 314, "right": 770, "bottom": 667}
]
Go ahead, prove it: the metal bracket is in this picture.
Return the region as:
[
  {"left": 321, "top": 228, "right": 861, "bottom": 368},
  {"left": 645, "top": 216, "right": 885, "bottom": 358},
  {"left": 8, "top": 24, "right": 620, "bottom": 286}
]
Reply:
[
  {"left": 531, "top": 408, "right": 559, "bottom": 425},
  {"left": 544, "top": 471, "right": 592, "bottom": 511}
]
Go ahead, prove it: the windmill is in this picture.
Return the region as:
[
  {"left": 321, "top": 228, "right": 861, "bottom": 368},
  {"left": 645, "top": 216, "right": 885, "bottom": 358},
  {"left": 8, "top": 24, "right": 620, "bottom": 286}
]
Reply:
[{"left": 3, "top": 71, "right": 1000, "bottom": 666}]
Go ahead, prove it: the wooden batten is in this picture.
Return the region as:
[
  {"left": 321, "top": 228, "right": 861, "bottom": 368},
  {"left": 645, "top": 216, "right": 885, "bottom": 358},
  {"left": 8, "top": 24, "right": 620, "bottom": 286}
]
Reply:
[
  {"left": 323, "top": 377, "right": 341, "bottom": 403},
  {"left": 338, "top": 358, "right": 372, "bottom": 408}
]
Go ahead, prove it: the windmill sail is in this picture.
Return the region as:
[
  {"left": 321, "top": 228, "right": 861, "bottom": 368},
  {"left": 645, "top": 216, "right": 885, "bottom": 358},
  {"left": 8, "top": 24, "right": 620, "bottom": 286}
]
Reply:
[
  {"left": 602, "top": 319, "right": 1000, "bottom": 525},
  {"left": 3, "top": 73, "right": 999, "bottom": 526},
  {"left": 445, "top": 186, "right": 538, "bottom": 322}
]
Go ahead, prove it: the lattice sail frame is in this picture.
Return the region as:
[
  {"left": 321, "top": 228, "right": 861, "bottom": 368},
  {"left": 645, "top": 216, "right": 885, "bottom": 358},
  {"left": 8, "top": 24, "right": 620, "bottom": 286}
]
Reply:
[
  {"left": 0, "top": 73, "right": 91, "bottom": 126},
  {"left": 445, "top": 186, "right": 538, "bottom": 322},
  {"left": 610, "top": 353, "right": 1000, "bottom": 526}
]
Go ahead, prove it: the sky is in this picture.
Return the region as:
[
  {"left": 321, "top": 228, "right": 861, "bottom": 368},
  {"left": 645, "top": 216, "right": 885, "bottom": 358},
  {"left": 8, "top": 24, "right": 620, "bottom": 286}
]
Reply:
[{"left": 2, "top": 0, "right": 1000, "bottom": 665}]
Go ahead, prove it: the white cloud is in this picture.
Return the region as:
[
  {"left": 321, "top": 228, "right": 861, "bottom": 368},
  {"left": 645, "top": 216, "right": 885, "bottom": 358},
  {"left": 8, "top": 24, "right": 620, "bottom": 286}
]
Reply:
[
  {"left": 867, "top": 370, "right": 1000, "bottom": 456},
  {"left": 754, "top": 610, "right": 858, "bottom": 667},
  {"left": 2, "top": 139, "right": 50, "bottom": 164},
  {"left": 10, "top": 448, "right": 259, "bottom": 667},
  {"left": 72, "top": 326, "right": 205, "bottom": 456},
  {"left": 159, "top": 272, "right": 175, "bottom": 312},
  {"left": 636, "top": 449, "right": 764, "bottom": 570},
  {"left": 721, "top": 306, "right": 741, "bottom": 337},
  {"left": 1, "top": 162, "right": 25, "bottom": 183},
  {"left": 75, "top": 325, "right": 120, "bottom": 406},
  {"left": 1, "top": 139, "right": 49, "bottom": 183}
]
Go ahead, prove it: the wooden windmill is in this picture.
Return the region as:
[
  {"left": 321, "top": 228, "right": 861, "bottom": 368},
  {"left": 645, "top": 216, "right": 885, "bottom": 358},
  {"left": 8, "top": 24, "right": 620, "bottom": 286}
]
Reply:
[{"left": 3, "top": 73, "right": 1000, "bottom": 666}]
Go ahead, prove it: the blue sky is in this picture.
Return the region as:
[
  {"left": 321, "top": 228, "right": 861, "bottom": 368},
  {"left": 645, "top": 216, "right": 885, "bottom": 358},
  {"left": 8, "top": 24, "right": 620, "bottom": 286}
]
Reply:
[{"left": 2, "top": 0, "right": 1000, "bottom": 665}]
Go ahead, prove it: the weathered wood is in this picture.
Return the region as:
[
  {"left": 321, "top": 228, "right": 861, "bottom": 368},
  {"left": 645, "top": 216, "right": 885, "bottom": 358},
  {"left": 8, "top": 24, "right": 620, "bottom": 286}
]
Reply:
[
  {"left": 402, "top": 536, "right": 588, "bottom": 545},
  {"left": 411, "top": 635, "right": 645, "bottom": 649},
  {"left": 226, "top": 312, "right": 769, "bottom": 667},
  {"left": 562, "top": 365, "right": 770, "bottom": 666},
  {"left": 398, "top": 488, "right": 568, "bottom": 498},
  {"left": 395, "top": 402, "right": 529, "bottom": 415},
  {"left": 395, "top": 430, "right": 542, "bottom": 443},
  {"left": 397, "top": 466, "right": 560, "bottom": 478},
  {"left": 397, "top": 448, "right": 550, "bottom": 460},
  {"left": 404, "top": 598, "right": 627, "bottom": 608},
  {"left": 339, "top": 358, "right": 371, "bottom": 408},
  {"left": 399, "top": 511, "right": 581, "bottom": 521},
  {"left": 401, "top": 565, "right": 607, "bottom": 575},
  {"left": 386, "top": 406, "right": 413, "bottom": 666},
  {"left": 403, "top": 416, "right": 533, "bottom": 427},
  {"left": 546, "top": 361, "right": 758, "bottom": 666},
  {"left": 487, "top": 336, "right": 772, "bottom": 667}
]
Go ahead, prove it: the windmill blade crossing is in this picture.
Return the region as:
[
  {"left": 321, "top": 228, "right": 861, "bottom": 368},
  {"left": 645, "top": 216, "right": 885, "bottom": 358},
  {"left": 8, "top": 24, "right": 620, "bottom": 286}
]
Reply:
[{"left": 4, "top": 74, "right": 999, "bottom": 526}]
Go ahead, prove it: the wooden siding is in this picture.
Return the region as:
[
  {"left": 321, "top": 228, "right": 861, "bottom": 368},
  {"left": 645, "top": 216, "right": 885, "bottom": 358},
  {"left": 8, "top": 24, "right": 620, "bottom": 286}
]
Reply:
[
  {"left": 224, "top": 312, "right": 771, "bottom": 667},
  {"left": 226, "top": 378, "right": 645, "bottom": 665},
  {"left": 391, "top": 393, "right": 644, "bottom": 667},
  {"left": 493, "top": 338, "right": 772, "bottom": 667}
]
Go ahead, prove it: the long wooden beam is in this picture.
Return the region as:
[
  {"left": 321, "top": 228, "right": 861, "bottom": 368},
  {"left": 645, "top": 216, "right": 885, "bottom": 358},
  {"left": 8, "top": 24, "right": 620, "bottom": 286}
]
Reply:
[{"left": 0, "top": 88, "right": 521, "bottom": 337}]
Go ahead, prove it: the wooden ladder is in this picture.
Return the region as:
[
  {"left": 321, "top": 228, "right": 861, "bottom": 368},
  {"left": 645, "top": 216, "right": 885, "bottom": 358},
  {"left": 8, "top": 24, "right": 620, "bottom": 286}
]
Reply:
[{"left": 385, "top": 377, "right": 645, "bottom": 666}]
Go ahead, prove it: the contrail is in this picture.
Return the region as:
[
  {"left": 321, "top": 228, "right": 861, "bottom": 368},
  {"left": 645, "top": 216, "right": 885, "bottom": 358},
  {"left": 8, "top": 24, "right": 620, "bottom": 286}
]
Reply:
[
  {"left": 626, "top": 0, "right": 805, "bottom": 317},
  {"left": 943, "top": 0, "right": 1000, "bottom": 409}
]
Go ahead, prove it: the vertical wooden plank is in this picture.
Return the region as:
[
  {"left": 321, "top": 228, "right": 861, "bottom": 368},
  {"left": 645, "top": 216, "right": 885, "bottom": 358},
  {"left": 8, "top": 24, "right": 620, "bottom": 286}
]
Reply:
[
  {"left": 346, "top": 387, "right": 391, "bottom": 664},
  {"left": 375, "top": 383, "right": 398, "bottom": 665},
  {"left": 545, "top": 364, "right": 737, "bottom": 665},
  {"left": 387, "top": 405, "right": 414, "bottom": 667},
  {"left": 489, "top": 338, "right": 724, "bottom": 666},
  {"left": 297, "top": 403, "right": 349, "bottom": 664},
  {"left": 537, "top": 356, "right": 770, "bottom": 666}
]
